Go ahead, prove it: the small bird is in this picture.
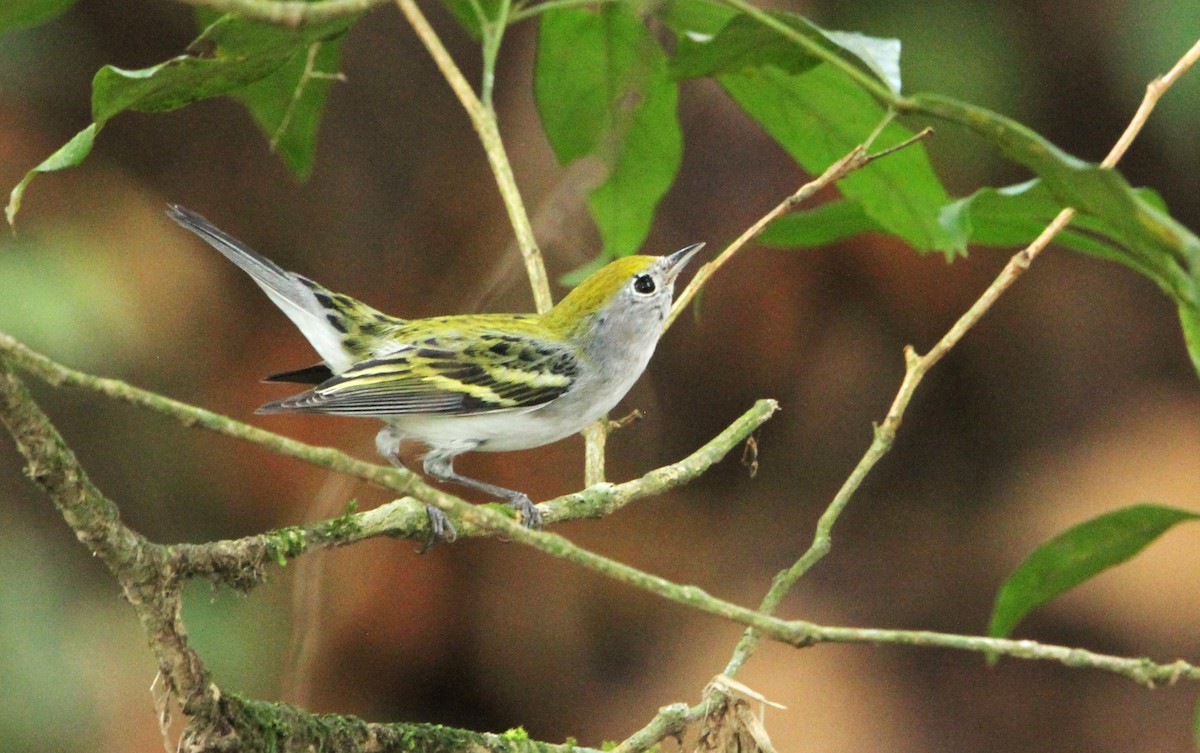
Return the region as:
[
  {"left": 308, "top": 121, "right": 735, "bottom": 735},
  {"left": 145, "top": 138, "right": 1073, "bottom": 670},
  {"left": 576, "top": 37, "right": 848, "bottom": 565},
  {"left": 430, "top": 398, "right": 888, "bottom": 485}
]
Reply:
[{"left": 167, "top": 205, "right": 702, "bottom": 544}]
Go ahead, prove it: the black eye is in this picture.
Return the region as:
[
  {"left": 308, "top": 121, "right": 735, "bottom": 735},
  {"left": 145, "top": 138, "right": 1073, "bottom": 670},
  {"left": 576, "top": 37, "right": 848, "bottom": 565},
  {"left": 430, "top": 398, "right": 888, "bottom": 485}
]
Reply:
[{"left": 633, "top": 275, "right": 656, "bottom": 294}]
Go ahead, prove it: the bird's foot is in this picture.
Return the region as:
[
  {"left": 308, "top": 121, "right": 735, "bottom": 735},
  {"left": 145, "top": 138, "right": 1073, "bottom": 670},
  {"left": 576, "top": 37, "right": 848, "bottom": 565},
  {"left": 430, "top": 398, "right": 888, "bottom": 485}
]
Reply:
[
  {"left": 506, "top": 493, "right": 543, "bottom": 530},
  {"left": 418, "top": 505, "right": 458, "bottom": 552}
]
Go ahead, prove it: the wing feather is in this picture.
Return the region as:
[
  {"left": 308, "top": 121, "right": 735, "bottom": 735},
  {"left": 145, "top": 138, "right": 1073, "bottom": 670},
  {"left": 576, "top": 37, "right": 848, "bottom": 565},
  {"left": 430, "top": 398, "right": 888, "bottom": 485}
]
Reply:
[{"left": 257, "top": 327, "right": 580, "bottom": 417}]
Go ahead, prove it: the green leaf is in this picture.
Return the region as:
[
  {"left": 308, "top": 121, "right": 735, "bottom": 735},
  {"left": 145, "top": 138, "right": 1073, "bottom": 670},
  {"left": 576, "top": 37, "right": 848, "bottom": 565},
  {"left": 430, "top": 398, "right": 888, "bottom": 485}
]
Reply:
[
  {"left": 437, "top": 0, "right": 504, "bottom": 39},
  {"left": 758, "top": 199, "right": 884, "bottom": 248},
  {"left": 822, "top": 30, "right": 901, "bottom": 95},
  {"left": 7, "top": 12, "right": 356, "bottom": 225},
  {"left": 1178, "top": 301, "right": 1200, "bottom": 379},
  {"left": 0, "top": 0, "right": 76, "bottom": 33},
  {"left": 230, "top": 39, "right": 345, "bottom": 179},
  {"left": 915, "top": 94, "right": 1200, "bottom": 376},
  {"left": 721, "top": 64, "right": 954, "bottom": 254},
  {"left": 988, "top": 504, "right": 1200, "bottom": 640},
  {"left": 656, "top": 0, "right": 737, "bottom": 37},
  {"left": 670, "top": 10, "right": 901, "bottom": 94},
  {"left": 940, "top": 179, "right": 1173, "bottom": 272},
  {"left": 535, "top": 6, "right": 682, "bottom": 259},
  {"left": 6, "top": 124, "right": 97, "bottom": 227},
  {"left": 671, "top": 13, "right": 824, "bottom": 79}
]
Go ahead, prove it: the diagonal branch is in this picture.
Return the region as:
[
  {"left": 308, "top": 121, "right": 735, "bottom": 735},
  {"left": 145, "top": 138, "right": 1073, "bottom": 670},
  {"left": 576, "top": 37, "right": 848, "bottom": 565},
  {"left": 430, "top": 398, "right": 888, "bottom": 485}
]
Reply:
[
  {"left": 718, "top": 35, "right": 1200, "bottom": 680},
  {"left": 664, "top": 127, "right": 932, "bottom": 332}
]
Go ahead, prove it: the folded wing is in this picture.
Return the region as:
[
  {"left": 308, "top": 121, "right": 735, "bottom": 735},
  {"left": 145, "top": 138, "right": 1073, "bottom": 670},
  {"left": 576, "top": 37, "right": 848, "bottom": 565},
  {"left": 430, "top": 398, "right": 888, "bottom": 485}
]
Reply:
[{"left": 258, "top": 328, "right": 580, "bottom": 417}]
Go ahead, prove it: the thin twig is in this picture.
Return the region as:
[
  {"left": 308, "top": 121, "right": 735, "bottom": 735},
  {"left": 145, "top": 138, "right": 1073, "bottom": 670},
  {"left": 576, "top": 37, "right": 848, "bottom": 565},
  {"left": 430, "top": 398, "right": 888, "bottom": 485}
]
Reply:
[
  {"left": 664, "top": 127, "right": 933, "bottom": 332},
  {"left": 1103, "top": 38, "right": 1200, "bottom": 168},
  {"left": 394, "top": 0, "right": 552, "bottom": 313}
]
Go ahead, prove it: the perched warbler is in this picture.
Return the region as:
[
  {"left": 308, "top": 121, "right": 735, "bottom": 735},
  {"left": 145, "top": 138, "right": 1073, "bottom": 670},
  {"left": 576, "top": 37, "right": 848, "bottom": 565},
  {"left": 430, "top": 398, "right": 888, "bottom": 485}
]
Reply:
[{"left": 167, "top": 205, "right": 702, "bottom": 543}]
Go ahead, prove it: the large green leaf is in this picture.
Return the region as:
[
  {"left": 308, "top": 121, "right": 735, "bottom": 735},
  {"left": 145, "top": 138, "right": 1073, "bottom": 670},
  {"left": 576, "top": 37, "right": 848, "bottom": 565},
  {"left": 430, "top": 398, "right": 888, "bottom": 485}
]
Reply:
[
  {"left": 670, "top": 10, "right": 901, "bottom": 94},
  {"left": 721, "top": 64, "right": 954, "bottom": 254},
  {"left": 939, "top": 179, "right": 1172, "bottom": 275},
  {"left": 656, "top": 0, "right": 738, "bottom": 37},
  {"left": 534, "top": 5, "right": 682, "bottom": 259},
  {"left": 670, "top": 12, "right": 824, "bottom": 79},
  {"left": 0, "top": 0, "right": 76, "bottom": 33},
  {"left": 7, "top": 12, "right": 355, "bottom": 225},
  {"left": 988, "top": 504, "right": 1200, "bottom": 640},
  {"left": 914, "top": 95, "right": 1200, "bottom": 375},
  {"left": 762, "top": 182, "right": 1172, "bottom": 257}
]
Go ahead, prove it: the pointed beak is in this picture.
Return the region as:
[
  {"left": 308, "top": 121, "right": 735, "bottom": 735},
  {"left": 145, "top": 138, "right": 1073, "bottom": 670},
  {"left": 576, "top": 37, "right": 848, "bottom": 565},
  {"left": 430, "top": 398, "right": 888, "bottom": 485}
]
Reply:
[{"left": 663, "top": 242, "right": 705, "bottom": 283}]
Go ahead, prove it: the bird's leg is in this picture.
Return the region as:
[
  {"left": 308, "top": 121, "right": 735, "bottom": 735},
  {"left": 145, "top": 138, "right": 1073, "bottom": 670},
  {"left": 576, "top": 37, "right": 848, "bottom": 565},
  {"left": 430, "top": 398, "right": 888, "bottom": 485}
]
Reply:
[
  {"left": 375, "top": 428, "right": 457, "bottom": 547},
  {"left": 421, "top": 452, "right": 544, "bottom": 530}
]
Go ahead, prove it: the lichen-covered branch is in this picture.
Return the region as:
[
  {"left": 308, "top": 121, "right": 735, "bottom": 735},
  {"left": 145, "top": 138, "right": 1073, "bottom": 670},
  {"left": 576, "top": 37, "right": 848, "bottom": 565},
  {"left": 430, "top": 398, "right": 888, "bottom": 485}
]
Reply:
[
  {"left": 6, "top": 340, "right": 1200, "bottom": 753},
  {"left": 167, "top": 398, "right": 780, "bottom": 587},
  {"left": 0, "top": 356, "right": 214, "bottom": 712},
  {"left": 0, "top": 348, "right": 768, "bottom": 752},
  {"left": 185, "top": 693, "right": 597, "bottom": 753},
  {"left": 0, "top": 332, "right": 775, "bottom": 549}
]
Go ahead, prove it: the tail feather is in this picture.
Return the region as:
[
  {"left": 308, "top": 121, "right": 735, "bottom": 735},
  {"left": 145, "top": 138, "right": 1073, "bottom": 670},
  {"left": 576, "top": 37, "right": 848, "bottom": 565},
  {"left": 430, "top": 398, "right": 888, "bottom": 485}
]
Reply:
[
  {"left": 263, "top": 363, "right": 335, "bottom": 384},
  {"left": 167, "top": 205, "right": 356, "bottom": 372}
]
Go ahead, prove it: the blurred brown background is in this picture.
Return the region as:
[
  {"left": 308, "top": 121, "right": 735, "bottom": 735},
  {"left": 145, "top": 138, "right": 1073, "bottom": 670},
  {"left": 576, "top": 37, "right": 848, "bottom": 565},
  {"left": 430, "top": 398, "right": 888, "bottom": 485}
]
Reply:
[{"left": 2, "top": 1, "right": 1200, "bottom": 751}]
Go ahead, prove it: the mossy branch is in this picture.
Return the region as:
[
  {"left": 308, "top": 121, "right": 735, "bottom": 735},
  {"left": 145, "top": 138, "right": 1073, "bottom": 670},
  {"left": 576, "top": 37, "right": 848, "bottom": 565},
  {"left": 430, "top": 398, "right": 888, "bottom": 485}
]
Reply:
[
  {"left": 186, "top": 693, "right": 597, "bottom": 753},
  {"left": 8, "top": 339, "right": 1200, "bottom": 753},
  {"left": 0, "top": 332, "right": 774, "bottom": 549},
  {"left": 0, "top": 356, "right": 214, "bottom": 714}
]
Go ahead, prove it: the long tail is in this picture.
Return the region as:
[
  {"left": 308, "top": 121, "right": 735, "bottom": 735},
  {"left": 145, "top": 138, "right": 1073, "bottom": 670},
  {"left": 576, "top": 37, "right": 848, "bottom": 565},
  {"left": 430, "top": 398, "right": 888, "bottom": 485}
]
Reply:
[{"left": 168, "top": 205, "right": 359, "bottom": 372}]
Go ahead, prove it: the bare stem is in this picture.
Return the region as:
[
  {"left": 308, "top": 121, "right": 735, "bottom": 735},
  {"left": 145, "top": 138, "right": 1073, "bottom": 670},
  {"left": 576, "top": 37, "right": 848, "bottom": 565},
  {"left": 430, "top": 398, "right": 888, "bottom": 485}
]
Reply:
[
  {"left": 394, "top": 0, "right": 552, "bottom": 313},
  {"left": 664, "top": 128, "right": 932, "bottom": 332}
]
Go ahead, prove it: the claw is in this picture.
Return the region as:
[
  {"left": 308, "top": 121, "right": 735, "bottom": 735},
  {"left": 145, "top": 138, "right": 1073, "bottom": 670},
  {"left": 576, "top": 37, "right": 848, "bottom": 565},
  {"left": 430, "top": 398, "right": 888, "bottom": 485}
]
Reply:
[
  {"left": 417, "top": 505, "right": 458, "bottom": 552},
  {"left": 506, "top": 493, "right": 543, "bottom": 530}
]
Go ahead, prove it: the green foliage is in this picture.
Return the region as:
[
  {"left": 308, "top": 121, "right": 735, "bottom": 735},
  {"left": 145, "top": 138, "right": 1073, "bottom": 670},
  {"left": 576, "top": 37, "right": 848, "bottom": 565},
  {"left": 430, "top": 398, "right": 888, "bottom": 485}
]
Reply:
[
  {"left": 5, "top": 0, "right": 1200, "bottom": 369},
  {"left": 914, "top": 95, "right": 1200, "bottom": 372},
  {"left": 535, "top": 4, "right": 682, "bottom": 261},
  {"left": 721, "top": 65, "right": 953, "bottom": 253},
  {"left": 670, "top": 10, "right": 901, "bottom": 94},
  {"left": 988, "top": 504, "right": 1200, "bottom": 640},
  {"left": 940, "top": 180, "right": 1171, "bottom": 262},
  {"left": 266, "top": 526, "right": 308, "bottom": 566},
  {"left": 6, "top": 11, "right": 354, "bottom": 223}
]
